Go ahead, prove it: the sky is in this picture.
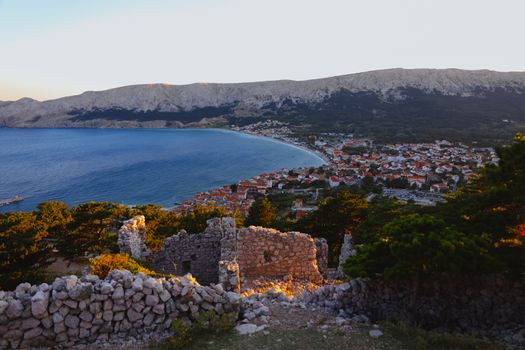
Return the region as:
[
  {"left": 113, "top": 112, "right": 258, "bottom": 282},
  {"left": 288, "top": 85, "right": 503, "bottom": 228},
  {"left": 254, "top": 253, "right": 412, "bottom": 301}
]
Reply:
[{"left": 1, "top": 0, "right": 524, "bottom": 101}]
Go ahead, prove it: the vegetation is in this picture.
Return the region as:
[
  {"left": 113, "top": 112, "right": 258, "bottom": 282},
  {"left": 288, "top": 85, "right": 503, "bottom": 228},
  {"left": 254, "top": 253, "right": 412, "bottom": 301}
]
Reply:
[
  {"left": 384, "top": 322, "right": 503, "bottom": 350},
  {"left": 296, "top": 191, "right": 367, "bottom": 265},
  {"left": 344, "top": 134, "right": 525, "bottom": 279},
  {"left": 88, "top": 253, "right": 155, "bottom": 278},
  {"left": 157, "top": 311, "right": 236, "bottom": 349},
  {"left": 0, "top": 200, "right": 243, "bottom": 288},
  {"left": 56, "top": 202, "right": 128, "bottom": 261},
  {"left": 276, "top": 88, "right": 525, "bottom": 146},
  {"left": 246, "top": 197, "right": 277, "bottom": 227},
  {"left": 0, "top": 211, "right": 52, "bottom": 289}
]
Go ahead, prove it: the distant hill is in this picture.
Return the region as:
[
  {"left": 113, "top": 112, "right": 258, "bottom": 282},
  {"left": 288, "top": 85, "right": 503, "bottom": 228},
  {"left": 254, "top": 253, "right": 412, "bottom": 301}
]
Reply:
[{"left": 2, "top": 68, "right": 525, "bottom": 144}]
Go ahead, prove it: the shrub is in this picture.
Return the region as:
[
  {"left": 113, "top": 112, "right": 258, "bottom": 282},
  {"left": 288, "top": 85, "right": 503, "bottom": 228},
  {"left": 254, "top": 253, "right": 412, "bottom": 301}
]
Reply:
[
  {"left": 89, "top": 253, "right": 155, "bottom": 278},
  {"left": 160, "top": 311, "right": 237, "bottom": 349}
]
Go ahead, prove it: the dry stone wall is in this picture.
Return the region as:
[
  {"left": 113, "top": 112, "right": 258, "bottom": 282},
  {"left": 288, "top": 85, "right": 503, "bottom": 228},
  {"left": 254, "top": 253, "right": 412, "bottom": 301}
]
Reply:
[
  {"left": 236, "top": 226, "right": 323, "bottom": 283},
  {"left": 299, "top": 275, "right": 525, "bottom": 344},
  {"left": 0, "top": 270, "right": 241, "bottom": 349}
]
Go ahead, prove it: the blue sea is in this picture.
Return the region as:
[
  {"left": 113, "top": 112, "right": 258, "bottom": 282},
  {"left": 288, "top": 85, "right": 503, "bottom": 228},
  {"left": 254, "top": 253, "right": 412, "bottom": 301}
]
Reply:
[{"left": 0, "top": 128, "right": 324, "bottom": 213}]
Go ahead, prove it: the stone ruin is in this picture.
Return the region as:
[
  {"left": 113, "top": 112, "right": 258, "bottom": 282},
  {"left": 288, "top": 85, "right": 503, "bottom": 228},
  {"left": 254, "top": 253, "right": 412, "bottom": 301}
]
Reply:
[
  {"left": 236, "top": 226, "right": 324, "bottom": 284},
  {"left": 337, "top": 233, "right": 356, "bottom": 278},
  {"left": 117, "top": 215, "right": 147, "bottom": 260},
  {"left": 120, "top": 217, "right": 329, "bottom": 289}
]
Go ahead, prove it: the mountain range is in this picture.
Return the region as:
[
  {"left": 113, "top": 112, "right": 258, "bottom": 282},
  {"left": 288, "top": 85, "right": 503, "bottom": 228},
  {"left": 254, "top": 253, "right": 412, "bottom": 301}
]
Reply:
[{"left": 2, "top": 68, "right": 525, "bottom": 144}]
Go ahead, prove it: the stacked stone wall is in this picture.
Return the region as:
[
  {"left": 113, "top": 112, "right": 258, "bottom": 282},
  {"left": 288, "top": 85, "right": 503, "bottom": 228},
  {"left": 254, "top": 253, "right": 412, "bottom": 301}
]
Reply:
[
  {"left": 236, "top": 226, "right": 323, "bottom": 283},
  {"left": 0, "top": 270, "right": 240, "bottom": 349},
  {"left": 300, "top": 274, "right": 525, "bottom": 343}
]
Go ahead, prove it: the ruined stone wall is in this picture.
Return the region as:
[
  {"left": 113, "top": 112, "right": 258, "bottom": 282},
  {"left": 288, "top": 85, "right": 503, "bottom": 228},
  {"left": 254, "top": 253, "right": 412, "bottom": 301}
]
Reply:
[
  {"left": 236, "top": 226, "right": 323, "bottom": 283},
  {"left": 151, "top": 218, "right": 324, "bottom": 287},
  {"left": 0, "top": 270, "right": 240, "bottom": 349},
  {"left": 152, "top": 231, "right": 222, "bottom": 285},
  {"left": 152, "top": 218, "right": 236, "bottom": 286},
  {"left": 118, "top": 215, "right": 147, "bottom": 260},
  {"left": 314, "top": 238, "right": 328, "bottom": 276},
  {"left": 337, "top": 234, "right": 355, "bottom": 277}
]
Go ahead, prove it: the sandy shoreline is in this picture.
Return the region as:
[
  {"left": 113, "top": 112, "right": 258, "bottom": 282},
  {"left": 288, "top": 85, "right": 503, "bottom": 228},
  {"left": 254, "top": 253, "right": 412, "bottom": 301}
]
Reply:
[{"left": 235, "top": 130, "right": 330, "bottom": 165}]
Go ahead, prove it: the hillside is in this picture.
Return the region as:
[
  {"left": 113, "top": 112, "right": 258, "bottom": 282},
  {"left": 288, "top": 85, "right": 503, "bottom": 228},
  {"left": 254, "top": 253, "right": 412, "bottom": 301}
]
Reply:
[{"left": 2, "top": 68, "right": 525, "bottom": 143}]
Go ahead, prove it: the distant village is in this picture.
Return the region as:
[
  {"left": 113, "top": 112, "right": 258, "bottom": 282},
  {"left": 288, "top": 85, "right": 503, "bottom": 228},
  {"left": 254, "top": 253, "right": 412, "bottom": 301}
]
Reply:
[{"left": 175, "top": 120, "right": 497, "bottom": 217}]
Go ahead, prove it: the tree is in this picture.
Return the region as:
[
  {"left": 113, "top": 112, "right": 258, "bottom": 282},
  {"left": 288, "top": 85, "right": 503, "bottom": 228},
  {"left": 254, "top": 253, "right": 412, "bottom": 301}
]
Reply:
[
  {"left": 296, "top": 190, "right": 367, "bottom": 264},
  {"left": 246, "top": 198, "right": 277, "bottom": 227},
  {"left": 352, "top": 197, "right": 410, "bottom": 244},
  {"left": 0, "top": 212, "right": 53, "bottom": 289},
  {"left": 179, "top": 202, "right": 244, "bottom": 234},
  {"left": 37, "top": 201, "right": 72, "bottom": 238},
  {"left": 56, "top": 202, "right": 129, "bottom": 260},
  {"left": 344, "top": 214, "right": 492, "bottom": 280},
  {"left": 438, "top": 134, "right": 525, "bottom": 273}
]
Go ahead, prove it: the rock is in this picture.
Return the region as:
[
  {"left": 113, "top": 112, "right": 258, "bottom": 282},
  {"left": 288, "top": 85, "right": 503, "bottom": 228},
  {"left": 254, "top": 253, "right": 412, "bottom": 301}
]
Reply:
[
  {"left": 159, "top": 290, "right": 171, "bottom": 302},
  {"left": 152, "top": 303, "right": 165, "bottom": 315},
  {"left": 31, "top": 291, "right": 49, "bottom": 318},
  {"left": 335, "top": 317, "right": 347, "bottom": 326},
  {"left": 79, "top": 310, "right": 93, "bottom": 322},
  {"left": 114, "top": 311, "right": 125, "bottom": 321},
  {"left": 23, "top": 326, "right": 43, "bottom": 340},
  {"left": 102, "top": 310, "right": 113, "bottom": 322},
  {"left": 244, "top": 311, "right": 256, "bottom": 321},
  {"left": 132, "top": 278, "right": 143, "bottom": 292},
  {"left": 100, "top": 282, "right": 113, "bottom": 295},
  {"left": 63, "top": 276, "right": 78, "bottom": 291},
  {"left": 64, "top": 314, "right": 80, "bottom": 328},
  {"left": 127, "top": 308, "right": 142, "bottom": 322},
  {"left": 145, "top": 295, "right": 159, "bottom": 306},
  {"left": 53, "top": 312, "right": 64, "bottom": 323},
  {"left": 21, "top": 317, "right": 40, "bottom": 330},
  {"left": 235, "top": 323, "right": 266, "bottom": 335},
  {"left": 6, "top": 299, "right": 24, "bottom": 319},
  {"left": 69, "top": 284, "right": 92, "bottom": 301},
  {"left": 63, "top": 299, "right": 78, "bottom": 309},
  {"left": 226, "top": 291, "right": 241, "bottom": 304},
  {"left": 79, "top": 327, "right": 90, "bottom": 339},
  {"left": 112, "top": 286, "right": 124, "bottom": 300},
  {"left": 369, "top": 329, "right": 383, "bottom": 338},
  {"left": 0, "top": 300, "right": 8, "bottom": 314}
]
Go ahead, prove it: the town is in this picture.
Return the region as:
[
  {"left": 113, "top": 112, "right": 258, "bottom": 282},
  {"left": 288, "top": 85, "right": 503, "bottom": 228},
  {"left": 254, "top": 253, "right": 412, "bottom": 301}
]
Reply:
[{"left": 175, "top": 120, "right": 497, "bottom": 216}]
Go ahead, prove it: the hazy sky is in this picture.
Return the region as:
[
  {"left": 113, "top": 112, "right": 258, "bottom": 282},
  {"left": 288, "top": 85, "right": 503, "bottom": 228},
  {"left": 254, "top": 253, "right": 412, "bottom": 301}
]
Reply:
[{"left": 1, "top": 0, "right": 524, "bottom": 101}]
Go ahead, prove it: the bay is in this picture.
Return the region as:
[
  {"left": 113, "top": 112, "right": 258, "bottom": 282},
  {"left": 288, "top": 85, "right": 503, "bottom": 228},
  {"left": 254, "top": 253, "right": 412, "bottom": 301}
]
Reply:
[{"left": 0, "top": 128, "right": 324, "bottom": 212}]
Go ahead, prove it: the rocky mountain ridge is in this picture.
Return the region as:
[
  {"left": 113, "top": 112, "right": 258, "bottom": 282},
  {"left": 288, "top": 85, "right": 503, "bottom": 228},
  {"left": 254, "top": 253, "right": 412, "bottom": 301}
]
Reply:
[{"left": 1, "top": 68, "right": 525, "bottom": 128}]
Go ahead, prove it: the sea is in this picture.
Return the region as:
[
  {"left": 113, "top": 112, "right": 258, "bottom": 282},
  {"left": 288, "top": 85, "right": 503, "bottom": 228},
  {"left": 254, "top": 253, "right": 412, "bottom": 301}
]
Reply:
[{"left": 0, "top": 128, "right": 324, "bottom": 213}]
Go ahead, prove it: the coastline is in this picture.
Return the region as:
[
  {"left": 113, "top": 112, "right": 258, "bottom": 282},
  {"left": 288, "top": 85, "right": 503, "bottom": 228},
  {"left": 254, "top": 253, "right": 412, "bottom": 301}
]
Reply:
[{"left": 232, "top": 129, "right": 330, "bottom": 165}]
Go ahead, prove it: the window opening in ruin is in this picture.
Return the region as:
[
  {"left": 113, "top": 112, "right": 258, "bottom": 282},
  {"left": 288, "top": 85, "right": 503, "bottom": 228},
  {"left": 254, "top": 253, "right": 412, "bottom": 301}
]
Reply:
[
  {"left": 182, "top": 261, "right": 191, "bottom": 274},
  {"left": 263, "top": 251, "right": 272, "bottom": 263},
  {"left": 191, "top": 254, "right": 197, "bottom": 261}
]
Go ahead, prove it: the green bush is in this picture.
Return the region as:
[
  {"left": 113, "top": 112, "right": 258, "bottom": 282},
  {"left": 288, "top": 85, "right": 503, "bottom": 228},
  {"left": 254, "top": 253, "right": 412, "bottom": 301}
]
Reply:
[{"left": 158, "top": 311, "right": 237, "bottom": 349}]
